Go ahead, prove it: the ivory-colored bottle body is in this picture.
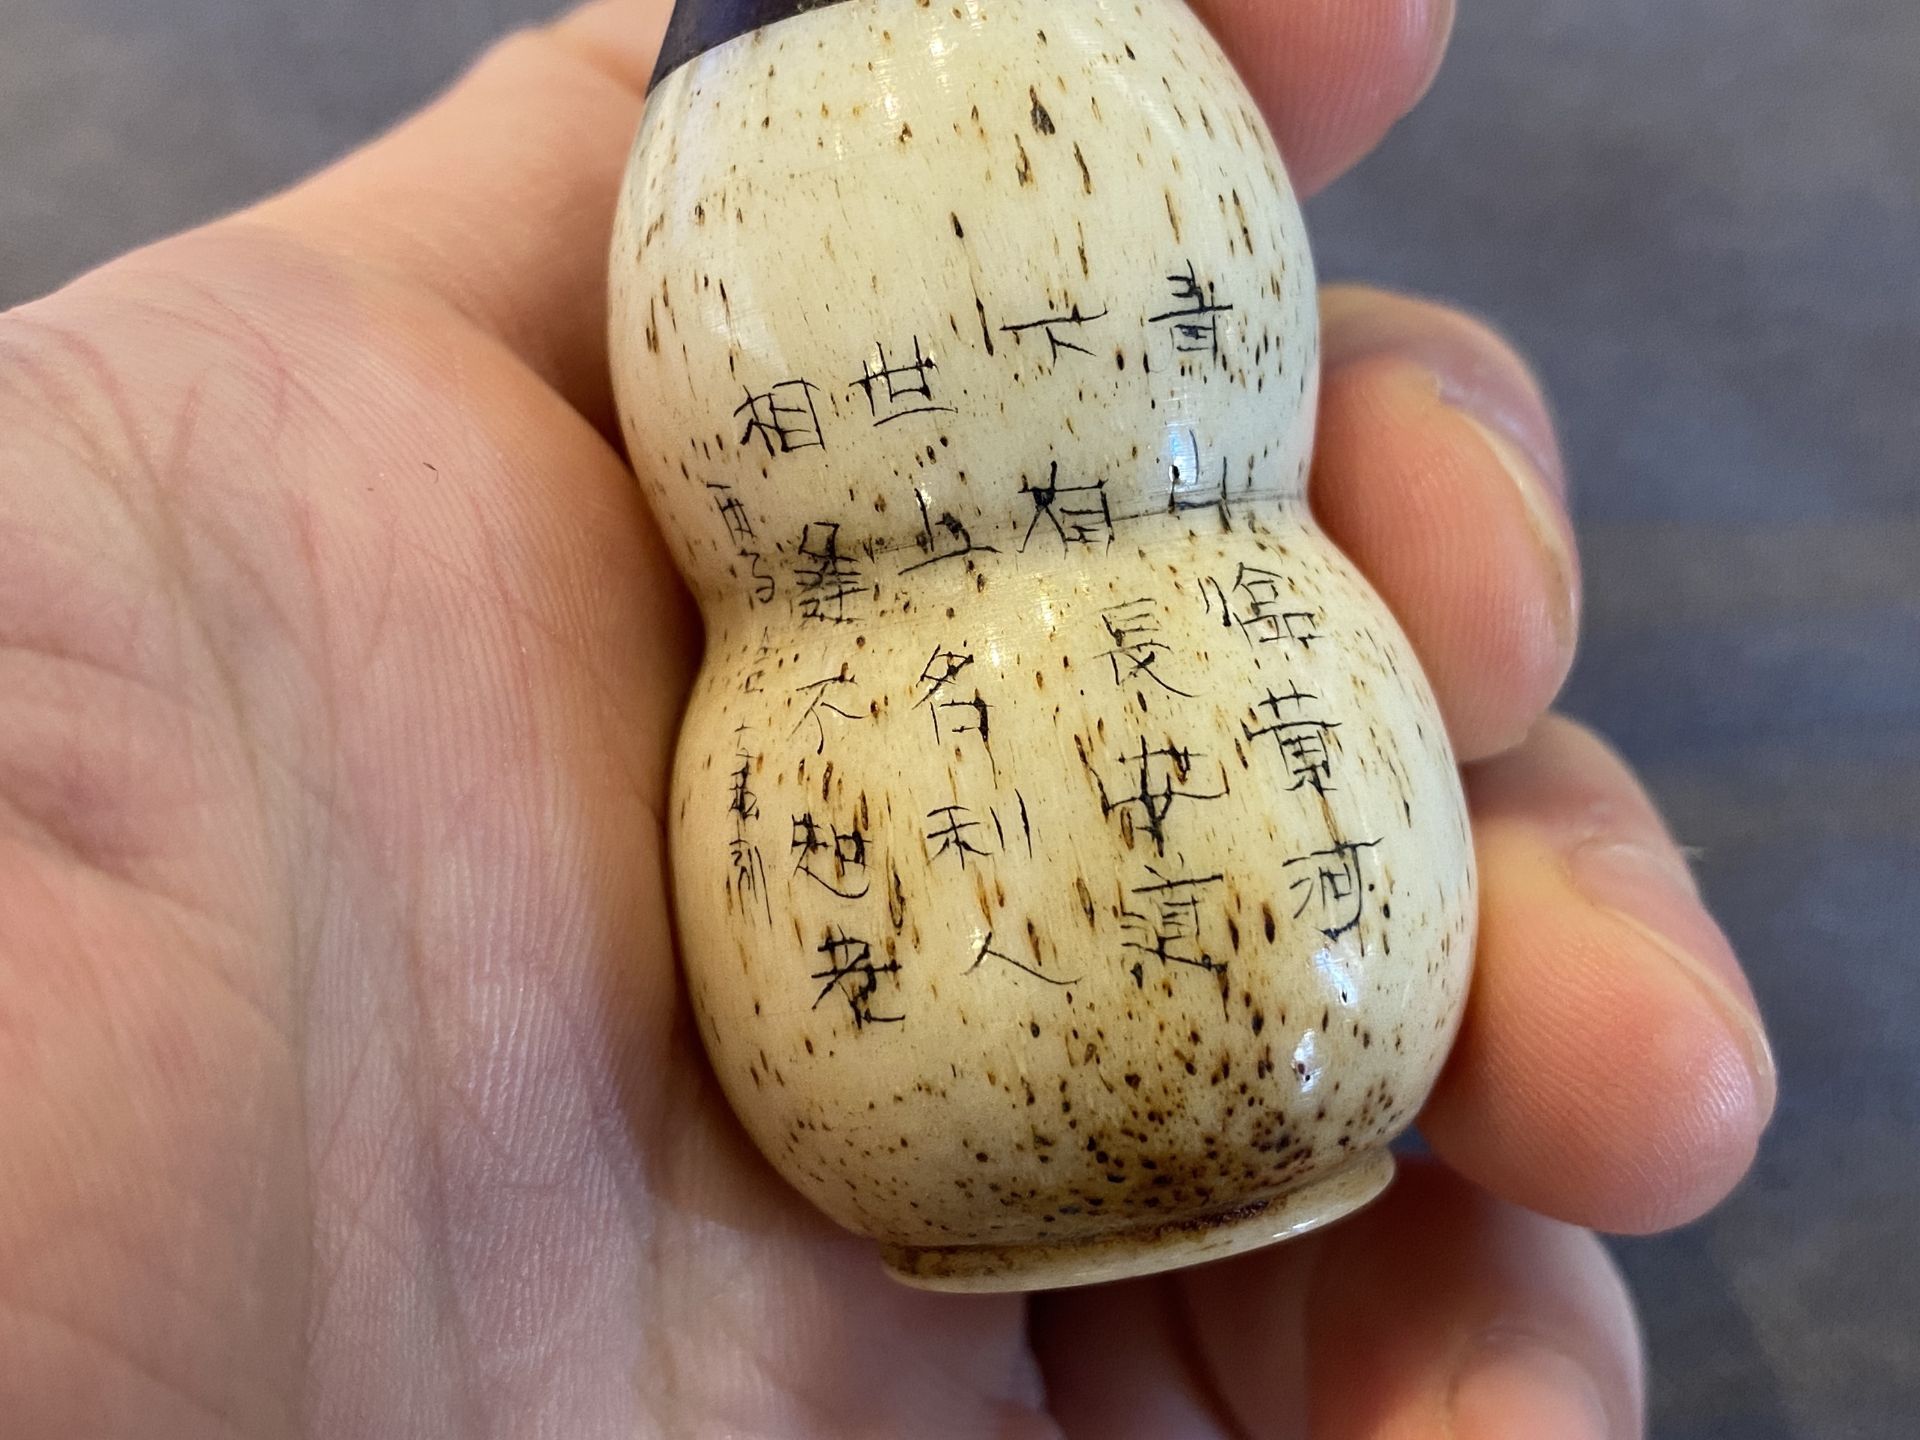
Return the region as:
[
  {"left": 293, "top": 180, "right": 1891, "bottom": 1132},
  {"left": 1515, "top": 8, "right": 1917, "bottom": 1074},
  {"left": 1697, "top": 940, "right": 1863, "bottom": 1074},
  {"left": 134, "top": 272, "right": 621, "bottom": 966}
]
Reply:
[{"left": 610, "top": 0, "right": 1476, "bottom": 1290}]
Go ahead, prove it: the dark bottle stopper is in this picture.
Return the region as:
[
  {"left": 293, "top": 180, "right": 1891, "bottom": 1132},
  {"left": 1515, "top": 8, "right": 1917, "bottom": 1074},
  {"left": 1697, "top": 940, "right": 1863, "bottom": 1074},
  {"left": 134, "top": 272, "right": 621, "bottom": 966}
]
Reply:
[{"left": 651, "top": 0, "right": 856, "bottom": 88}]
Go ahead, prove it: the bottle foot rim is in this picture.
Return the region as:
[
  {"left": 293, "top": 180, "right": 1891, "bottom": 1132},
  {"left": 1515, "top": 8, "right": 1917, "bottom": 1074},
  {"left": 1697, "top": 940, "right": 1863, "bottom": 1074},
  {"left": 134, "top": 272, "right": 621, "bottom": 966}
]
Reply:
[{"left": 881, "top": 1146, "right": 1394, "bottom": 1293}]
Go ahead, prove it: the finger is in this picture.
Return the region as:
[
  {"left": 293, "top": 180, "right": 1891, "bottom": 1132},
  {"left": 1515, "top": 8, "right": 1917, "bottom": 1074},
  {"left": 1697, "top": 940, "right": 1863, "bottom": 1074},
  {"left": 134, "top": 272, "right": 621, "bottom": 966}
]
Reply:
[
  {"left": 1421, "top": 716, "right": 1777, "bottom": 1233},
  {"left": 1034, "top": 1272, "right": 1249, "bottom": 1439},
  {"left": 1313, "top": 284, "right": 1581, "bottom": 762},
  {"left": 240, "top": 0, "right": 1451, "bottom": 428},
  {"left": 1190, "top": 0, "right": 1456, "bottom": 195},
  {"left": 1175, "top": 1161, "right": 1644, "bottom": 1440},
  {"left": 246, "top": 0, "right": 670, "bottom": 429}
]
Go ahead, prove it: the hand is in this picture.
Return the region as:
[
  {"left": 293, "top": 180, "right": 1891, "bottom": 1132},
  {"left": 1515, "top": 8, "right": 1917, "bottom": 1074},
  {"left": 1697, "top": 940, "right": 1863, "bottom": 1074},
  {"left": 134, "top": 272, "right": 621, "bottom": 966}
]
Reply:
[{"left": 0, "top": 1, "right": 1775, "bottom": 1435}]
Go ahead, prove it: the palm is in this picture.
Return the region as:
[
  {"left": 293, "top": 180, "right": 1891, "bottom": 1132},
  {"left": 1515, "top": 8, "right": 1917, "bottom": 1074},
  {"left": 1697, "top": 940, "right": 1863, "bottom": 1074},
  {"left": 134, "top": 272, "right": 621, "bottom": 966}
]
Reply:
[
  {"left": 0, "top": 226, "right": 1045, "bottom": 1433},
  {"left": 0, "top": 4, "right": 1773, "bottom": 1436}
]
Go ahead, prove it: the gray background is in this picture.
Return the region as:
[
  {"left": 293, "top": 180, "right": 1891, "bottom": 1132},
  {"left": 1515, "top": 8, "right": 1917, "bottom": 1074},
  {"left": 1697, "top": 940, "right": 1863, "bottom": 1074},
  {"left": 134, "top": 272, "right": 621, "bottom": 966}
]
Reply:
[{"left": 2, "top": 0, "right": 1915, "bottom": 1434}]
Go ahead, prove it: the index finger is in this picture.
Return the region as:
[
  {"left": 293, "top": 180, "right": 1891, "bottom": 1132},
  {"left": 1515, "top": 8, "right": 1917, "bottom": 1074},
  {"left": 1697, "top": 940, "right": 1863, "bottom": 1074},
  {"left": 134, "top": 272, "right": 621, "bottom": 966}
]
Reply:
[{"left": 243, "top": 0, "right": 1455, "bottom": 428}]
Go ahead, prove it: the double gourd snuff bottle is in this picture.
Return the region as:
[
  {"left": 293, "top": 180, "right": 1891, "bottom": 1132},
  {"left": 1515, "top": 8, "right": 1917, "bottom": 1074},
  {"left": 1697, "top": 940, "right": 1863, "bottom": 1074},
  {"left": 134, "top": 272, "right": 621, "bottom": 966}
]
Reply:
[{"left": 608, "top": 0, "right": 1476, "bottom": 1290}]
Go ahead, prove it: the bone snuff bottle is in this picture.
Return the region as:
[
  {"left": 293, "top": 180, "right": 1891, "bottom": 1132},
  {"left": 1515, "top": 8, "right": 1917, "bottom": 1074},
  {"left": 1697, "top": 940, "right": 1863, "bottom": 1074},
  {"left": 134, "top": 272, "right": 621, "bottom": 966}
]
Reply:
[{"left": 608, "top": 0, "right": 1477, "bottom": 1290}]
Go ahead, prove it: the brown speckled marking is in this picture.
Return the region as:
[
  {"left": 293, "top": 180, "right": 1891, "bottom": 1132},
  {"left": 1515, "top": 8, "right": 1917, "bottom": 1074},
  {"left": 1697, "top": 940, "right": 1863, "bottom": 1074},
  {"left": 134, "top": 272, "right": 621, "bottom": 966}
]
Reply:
[{"left": 609, "top": 0, "right": 1475, "bottom": 1292}]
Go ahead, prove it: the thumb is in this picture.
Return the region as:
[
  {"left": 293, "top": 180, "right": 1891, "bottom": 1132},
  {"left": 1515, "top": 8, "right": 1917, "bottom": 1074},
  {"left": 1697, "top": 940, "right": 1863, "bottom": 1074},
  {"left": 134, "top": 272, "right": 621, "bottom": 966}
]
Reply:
[{"left": 251, "top": 0, "right": 672, "bottom": 427}]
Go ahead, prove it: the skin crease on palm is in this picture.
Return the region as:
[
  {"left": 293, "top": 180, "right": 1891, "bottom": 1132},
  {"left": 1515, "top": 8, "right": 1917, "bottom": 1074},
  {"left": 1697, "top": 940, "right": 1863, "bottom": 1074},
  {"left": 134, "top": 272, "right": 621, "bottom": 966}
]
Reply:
[{"left": 0, "top": 0, "right": 1775, "bottom": 1435}]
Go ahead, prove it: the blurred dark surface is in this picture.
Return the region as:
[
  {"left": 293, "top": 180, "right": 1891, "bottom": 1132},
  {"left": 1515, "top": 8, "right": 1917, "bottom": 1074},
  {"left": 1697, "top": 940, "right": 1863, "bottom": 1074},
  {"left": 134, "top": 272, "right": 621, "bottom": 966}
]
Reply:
[{"left": 2, "top": 0, "right": 1915, "bottom": 1434}]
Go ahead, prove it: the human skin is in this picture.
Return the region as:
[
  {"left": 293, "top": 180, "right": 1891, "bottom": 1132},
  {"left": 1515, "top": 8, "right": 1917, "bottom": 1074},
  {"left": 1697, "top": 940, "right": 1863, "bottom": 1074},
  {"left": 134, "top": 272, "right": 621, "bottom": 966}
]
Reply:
[{"left": 0, "top": 1, "right": 1773, "bottom": 1437}]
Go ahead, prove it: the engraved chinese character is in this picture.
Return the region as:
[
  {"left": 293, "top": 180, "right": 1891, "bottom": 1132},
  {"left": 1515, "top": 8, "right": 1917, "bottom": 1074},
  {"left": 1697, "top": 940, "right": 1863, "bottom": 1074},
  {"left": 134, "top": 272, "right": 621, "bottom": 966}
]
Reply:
[
  {"left": 1100, "top": 598, "right": 1193, "bottom": 697},
  {"left": 791, "top": 810, "right": 872, "bottom": 899},
  {"left": 794, "top": 521, "right": 865, "bottom": 625},
  {"left": 1021, "top": 461, "right": 1115, "bottom": 551},
  {"left": 967, "top": 928, "right": 1080, "bottom": 986},
  {"left": 1165, "top": 427, "right": 1232, "bottom": 519},
  {"left": 1121, "top": 866, "right": 1227, "bottom": 985},
  {"left": 729, "top": 835, "right": 770, "bottom": 921},
  {"left": 741, "top": 632, "right": 774, "bottom": 696},
  {"left": 1208, "top": 562, "right": 1322, "bottom": 650},
  {"left": 901, "top": 490, "right": 999, "bottom": 573},
  {"left": 1198, "top": 574, "right": 1235, "bottom": 630},
  {"left": 708, "top": 483, "right": 776, "bottom": 605},
  {"left": 925, "top": 804, "right": 993, "bottom": 869},
  {"left": 1148, "top": 260, "right": 1234, "bottom": 363},
  {"left": 1285, "top": 838, "right": 1383, "bottom": 942},
  {"left": 792, "top": 668, "right": 862, "bottom": 754},
  {"left": 915, "top": 646, "right": 975, "bottom": 708},
  {"left": 736, "top": 379, "right": 824, "bottom": 455},
  {"left": 1242, "top": 685, "right": 1342, "bottom": 794},
  {"left": 811, "top": 928, "right": 902, "bottom": 1028},
  {"left": 728, "top": 755, "right": 759, "bottom": 823},
  {"left": 999, "top": 302, "right": 1110, "bottom": 362},
  {"left": 743, "top": 552, "right": 775, "bottom": 606},
  {"left": 726, "top": 729, "right": 770, "bottom": 923},
  {"left": 1093, "top": 738, "right": 1230, "bottom": 854},
  {"left": 932, "top": 689, "right": 991, "bottom": 747},
  {"left": 708, "top": 482, "right": 757, "bottom": 547},
  {"left": 849, "top": 336, "right": 957, "bottom": 426},
  {"left": 914, "top": 646, "right": 992, "bottom": 749}
]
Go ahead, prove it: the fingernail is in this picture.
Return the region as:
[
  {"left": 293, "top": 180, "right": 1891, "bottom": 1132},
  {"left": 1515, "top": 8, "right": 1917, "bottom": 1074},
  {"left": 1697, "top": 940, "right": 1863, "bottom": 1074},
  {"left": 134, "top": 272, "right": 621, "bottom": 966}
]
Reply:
[
  {"left": 1322, "top": 292, "right": 1563, "bottom": 499},
  {"left": 1571, "top": 838, "right": 1779, "bottom": 1117},
  {"left": 1321, "top": 292, "right": 1577, "bottom": 643},
  {"left": 1456, "top": 410, "right": 1580, "bottom": 650},
  {"left": 1412, "top": 0, "right": 1459, "bottom": 108},
  {"left": 1451, "top": 1332, "right": 1612, "bottom": 1440}
]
